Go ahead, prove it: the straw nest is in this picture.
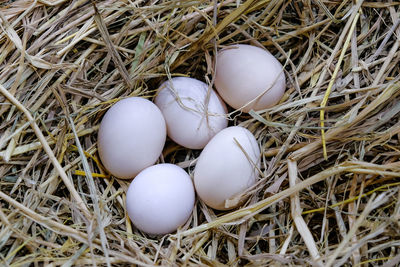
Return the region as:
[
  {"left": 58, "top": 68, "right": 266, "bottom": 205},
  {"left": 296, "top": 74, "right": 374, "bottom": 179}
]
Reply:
[{"left": 1, "top": 0, "right": 400, "bottom": 266}]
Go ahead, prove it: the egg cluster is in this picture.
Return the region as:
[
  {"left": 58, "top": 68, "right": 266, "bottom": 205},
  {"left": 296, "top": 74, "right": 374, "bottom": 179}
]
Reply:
[{"left": 97, "top": 44, "right": 286, "bottom": 235}]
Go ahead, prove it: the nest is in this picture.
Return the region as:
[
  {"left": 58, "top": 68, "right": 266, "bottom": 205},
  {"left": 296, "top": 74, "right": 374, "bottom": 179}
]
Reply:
[{"left": 1, "top": 0, "right": 400, "bottom": 266}]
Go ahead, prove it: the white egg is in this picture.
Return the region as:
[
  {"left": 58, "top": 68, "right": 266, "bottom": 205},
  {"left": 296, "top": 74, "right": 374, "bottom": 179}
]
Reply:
[
  {"left": 98, "top": 97, "right": 166, "bottom": 179},
  {"left": 194, "top": 126, "right": 260, "bottom": 210},
  {"left": 126, "top": 164, "right": 195, "bottom": 235},
  {"left": 155, "top": 77, "right": 228, "bottom": 149},
  {"left": 215, "top": 44, "right": 286, "bottom": 112}
]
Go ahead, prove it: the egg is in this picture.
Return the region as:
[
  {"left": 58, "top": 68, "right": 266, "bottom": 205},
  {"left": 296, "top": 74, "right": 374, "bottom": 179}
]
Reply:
[
  {"left": 194, "top": 126, "right": 260, "bottom": 210},
  {"left": 215, "top": 44, "right": 286, "bottom": 112},
  {"left": 125, "top": 163, "right": 195, "bottom": 235},
  {"left": 98, "top": 97, "right": 166, "bottom": 179},
  {"left": 155, "top": 77, "right": 228, "bottom": 149}
]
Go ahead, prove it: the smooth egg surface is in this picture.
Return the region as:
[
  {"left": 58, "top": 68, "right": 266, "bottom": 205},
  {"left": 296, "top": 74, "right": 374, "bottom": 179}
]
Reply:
[
  {"left": 126, "top": 164, "right": 195, "bottom": 235},
  {"left": 155, "top": 77, "right": 228, "bottom": 149},
  {"left": 98, "top": 97, "right": 166, "bottom": 179},
  {"left": 215, "top": 44, "right": 286, "bottom": 112},
  {"left": 194, "top": 126, "right": 260, "bottom": 210}
]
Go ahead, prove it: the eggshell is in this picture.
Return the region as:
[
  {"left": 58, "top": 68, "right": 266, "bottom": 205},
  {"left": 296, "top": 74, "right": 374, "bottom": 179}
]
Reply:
[
  {"left": 126, "top": 164, "right": 195, "bottom": 235},
  {"left": 194, "top": 126, "right": 260, "bottom": 210},
  {"left": 155, "top": 77, "right": 228, "bottom": 149},
  {"left": 98, "top": 97, "right": 166, "bottom": 179},
  {"left": 215, "top": 44, "right": 286, "bottom": 112}
]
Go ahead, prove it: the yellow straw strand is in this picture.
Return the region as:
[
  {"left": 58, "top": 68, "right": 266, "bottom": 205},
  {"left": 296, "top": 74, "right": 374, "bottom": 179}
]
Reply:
[{"left": 320, "top": 6, "right": 361, "bottom": 160}]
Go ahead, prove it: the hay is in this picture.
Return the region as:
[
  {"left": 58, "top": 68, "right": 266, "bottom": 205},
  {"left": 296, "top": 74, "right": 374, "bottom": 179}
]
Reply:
[{"left": 1, "top": 0, "right": 400, "bottom": 266}]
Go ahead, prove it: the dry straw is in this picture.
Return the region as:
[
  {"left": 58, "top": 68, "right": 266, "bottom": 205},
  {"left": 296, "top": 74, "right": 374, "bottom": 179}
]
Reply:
[{"left": 1, "top": 0, "right": 400, "bottom": 266}]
